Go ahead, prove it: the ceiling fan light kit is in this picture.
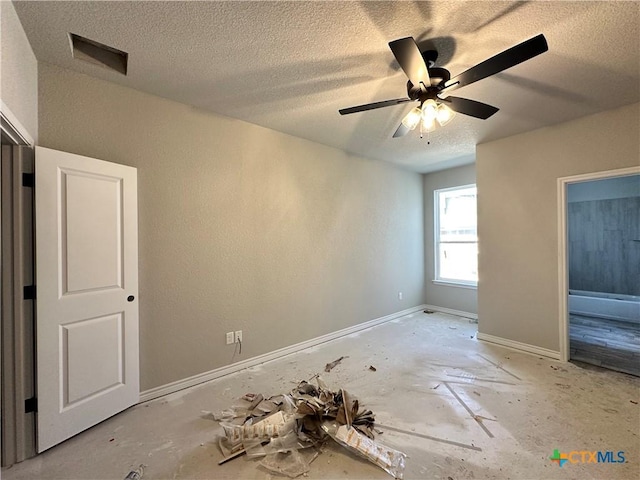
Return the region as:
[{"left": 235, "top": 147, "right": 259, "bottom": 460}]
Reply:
[
  {"left": 405, "top": 99, "right": 456, "bottom": 131},
  {"left": 340, "top": 34, "right": 548, "bottom": 140}
]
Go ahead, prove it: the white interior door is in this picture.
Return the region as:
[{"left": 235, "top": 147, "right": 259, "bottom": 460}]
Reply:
[{"left": 35, "top": 146, "right": 139, "bottom": 452}]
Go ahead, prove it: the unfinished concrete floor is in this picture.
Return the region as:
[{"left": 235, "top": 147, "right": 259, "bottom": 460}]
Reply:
[{"left": 3, "top": 311, "right": 639, "bottom": 480}]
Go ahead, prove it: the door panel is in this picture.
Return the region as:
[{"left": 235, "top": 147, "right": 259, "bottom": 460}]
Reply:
[
  {"left": 63, "top": 170, "right": 123, "bottom": 293},
  {"left": 35, "top": 146, "right": 138, "bottom": 452},
  {"left": 62, "top": 312, "right": 124, "bottom": 407}
]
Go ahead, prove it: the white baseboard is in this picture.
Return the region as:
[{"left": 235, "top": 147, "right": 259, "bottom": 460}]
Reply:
[
  {"left": 139, "top": 304, "right": 427, "bottom": 403},
  {"left": 477, "top": 332, "right": 561, "bottom": 360},
  {"left": 423, "top": 304, "right": 477, "bottom": 320}
]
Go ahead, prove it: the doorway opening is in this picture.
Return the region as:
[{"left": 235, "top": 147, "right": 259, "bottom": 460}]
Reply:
[{"left": 558, "top": 168, "right": 640, "bottom": 375}]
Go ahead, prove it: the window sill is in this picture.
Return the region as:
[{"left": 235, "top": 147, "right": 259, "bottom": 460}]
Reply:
[{"left": 433, "top": 280, "right": 477, "bottom": 290}]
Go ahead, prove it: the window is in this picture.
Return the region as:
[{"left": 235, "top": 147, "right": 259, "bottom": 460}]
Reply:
[{"left": 434, "top": 184, "right": 478, "bottom": 286}]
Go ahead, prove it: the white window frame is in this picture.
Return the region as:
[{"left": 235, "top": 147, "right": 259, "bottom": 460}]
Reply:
[{"left": 434, "top": 184, "right": 478, "bottom": 288}]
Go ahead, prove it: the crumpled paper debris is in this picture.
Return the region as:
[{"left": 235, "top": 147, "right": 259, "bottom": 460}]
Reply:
[{"left": 213, "top": 376, "right": 407, "bottom": 478}]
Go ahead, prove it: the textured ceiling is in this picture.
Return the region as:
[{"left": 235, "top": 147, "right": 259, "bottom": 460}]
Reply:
[{"left": 13, "top": 1, "right": 640, "bottom": 173}]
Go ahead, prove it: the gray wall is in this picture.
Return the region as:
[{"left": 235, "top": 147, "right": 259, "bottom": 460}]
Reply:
[
  {"left": 477, "top": 102, "right": 640, "bottom": 352},
  {"left": 38, "top": 63, "right": 425, "bottom": 391},
  {"left": 568, "top": 196, "right": 640, "bottom": 296},
  {"left": 0, "top": 0, "right": 38, "bottom": 141},
  {"left": 423, "top": 163, "right": 477, "bottom": 314}
]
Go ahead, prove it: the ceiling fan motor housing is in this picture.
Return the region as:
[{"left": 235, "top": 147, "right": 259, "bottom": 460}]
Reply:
[
  {"left": 427, "top": 67, "right": 451, "bottom": 86},
  {"left": 407, "top": 70, "right": 451, "bottom": 103}
]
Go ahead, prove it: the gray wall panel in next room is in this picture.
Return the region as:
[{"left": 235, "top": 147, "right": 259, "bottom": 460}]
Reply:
[{"left": 568, "top": 196, "right": 640, "bottom": 296}]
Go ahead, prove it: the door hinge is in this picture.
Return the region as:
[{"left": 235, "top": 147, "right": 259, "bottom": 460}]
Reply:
[
  {"left": 23, "top": 285, "right": 36, "bottom": 300},
  {"left": 25, "top": 397, "right": 37, "bottom": 413},
  {"left": 22, "top": 173, "right": 35, "bottom": 188}
]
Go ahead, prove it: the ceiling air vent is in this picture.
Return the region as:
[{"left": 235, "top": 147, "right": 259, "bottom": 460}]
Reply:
[{"left": 69, "top": 33, "right": 128, "bottom": 75}]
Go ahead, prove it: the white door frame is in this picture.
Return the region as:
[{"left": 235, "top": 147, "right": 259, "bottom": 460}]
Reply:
[
  {"left": 557, "top": 165, "right": 640, "bottom": 362},
  {"left": 1, "top": 100, "right": 35, "bottom": 147},
  {"left": 0, "top": 101, "right": 36, "bottom": 467}
]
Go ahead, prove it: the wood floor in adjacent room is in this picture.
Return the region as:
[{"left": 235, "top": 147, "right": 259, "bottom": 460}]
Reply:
[
  {"left": 570, "top": 314, "right": 640, "bottom": 376},
  {"left": 3, "top": 312, "right": 639, "bottom": 480}
]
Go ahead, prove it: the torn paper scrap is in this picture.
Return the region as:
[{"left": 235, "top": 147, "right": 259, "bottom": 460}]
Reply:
[
  {"left": 324, "top": 356, "right": 348, "bottom": 372},
  {"left": 323, "top": 423, "right": 407, "bottom": 479}
]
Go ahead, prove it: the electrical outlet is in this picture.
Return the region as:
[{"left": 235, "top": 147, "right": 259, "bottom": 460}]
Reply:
[
  {"left": 398, "top": 292, "right": 403, "bottom": 300},
  {"left": 235, "top": 330, "right": 243, "bottom": 343},
  {"left": 226, "top": 332, "right": 234, "bottom": 345}
]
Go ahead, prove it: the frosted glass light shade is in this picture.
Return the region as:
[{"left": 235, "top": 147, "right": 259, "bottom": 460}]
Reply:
[
  {"left": 422, "top": 115, "right": 436, "bottom": 131},
  {"left": 401, "top": 107, "right": 422, "bottom": 130},
  {"left": 436, "top": 104, "right": 455, "bottom": 126},
  {"left": 422, "top": 100, "right": 437, "bottom": 122}
]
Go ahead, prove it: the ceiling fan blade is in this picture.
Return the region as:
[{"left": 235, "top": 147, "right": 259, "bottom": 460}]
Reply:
[
  {"left": 441, "top": 96, "right": 499, "bottom": 119},
  {"left": 339, "top": 98, "right": 413, "bottom": 115},
  {"left": 392, "top": 123, "right": 411, "bottom": 138},
  {"left": 389, "top": 37, "right": 431, "bottom": 89},
  {"left": 441, "top": 34, "right": 548, "bottom": 95}
]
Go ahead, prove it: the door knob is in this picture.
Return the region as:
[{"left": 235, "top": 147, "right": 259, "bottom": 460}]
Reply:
[{"left": 127, "top": 295, "right": 135, "bottom": 302}]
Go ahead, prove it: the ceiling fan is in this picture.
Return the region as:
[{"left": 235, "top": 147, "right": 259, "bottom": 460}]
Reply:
[{"left": 339, "top": 34, "right": 548, "bottom": 137}]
